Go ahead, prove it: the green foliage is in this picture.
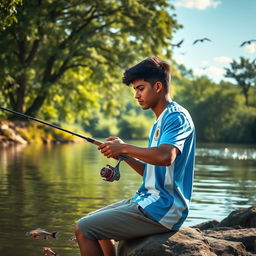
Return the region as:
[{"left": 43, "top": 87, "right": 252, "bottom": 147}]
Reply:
[
  {"left": 174, "top": 74, "right": 256, "bottom": 144},
  {"left": 192, "top": 88, "right": 239, "bottom": 142},
  {"left": 222, "top": 106, "right": 256, "bottom": 144},
  {"left": 0, "top": 0, "right": 179, "bottom": 118},
  {"left": 83, "top": 112, "right": 119, "bottom": 138},
  {"left": 0, "top": 0, "right": 22, "bottom": 31},
  {"left": 225, "top": 57, "right": 256, "bottom": 106},
  {"left": 17, "top": 124, "right": 47, "bottom": 143},
  {"left": 16, "top": 122, "right": 85, "bottom": 143},
  {"left": 118, "top": 111, "right": 153, "bottom": 139}
]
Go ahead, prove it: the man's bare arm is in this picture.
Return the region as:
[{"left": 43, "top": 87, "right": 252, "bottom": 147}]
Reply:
[{"left": 98, "top": 138, "right": 179, "bottom": 167}]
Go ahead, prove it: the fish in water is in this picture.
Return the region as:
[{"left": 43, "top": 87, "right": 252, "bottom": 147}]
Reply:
[
  {"left": 42, "top": 247, "right": 57, "bottom": 256},
  {"left": 25, "top": 228, "right": 58, "bottom": 239}
]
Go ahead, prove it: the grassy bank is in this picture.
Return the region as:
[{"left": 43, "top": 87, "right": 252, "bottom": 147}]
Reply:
[{"left": 0, "top": 120, "right": 90, "bottom": 146}]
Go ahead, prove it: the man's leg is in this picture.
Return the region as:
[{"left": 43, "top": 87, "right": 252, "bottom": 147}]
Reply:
[
  {"left": 74, "top": 224, "right": 103, "bottom": 256},
  {"left": 99, "top": 240, "right": 116, "bottom": 256},
  {"left": 75, "top": 199, "right": 169, "bottom": 255}
]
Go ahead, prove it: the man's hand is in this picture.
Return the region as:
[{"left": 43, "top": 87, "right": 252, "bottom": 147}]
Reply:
[{"left": 98, "top": 137, "right": 125, "bottom": 158}]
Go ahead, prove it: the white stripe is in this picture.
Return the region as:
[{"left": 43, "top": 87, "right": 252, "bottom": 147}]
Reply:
[
  {"left": 176, "top": 186, "right": 190, "bottom": 208},
  {"left": 159, "top": 189, "right": 187, "bottom": 229},
  {"left": 164, "top": 164, "right": 174, "bottom": 192},
  {"left": 143, "top": 164, "right": 160, "bottom": 203},
  {"left": 139, "top": 109, "right": 168, "bottom": 208},
  {"left": 138, "top": 194, "right": 160, "bottom": 208}
]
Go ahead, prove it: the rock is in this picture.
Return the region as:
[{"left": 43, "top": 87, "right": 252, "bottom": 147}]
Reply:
[
  {"left": 204, "top": 228, "right": 256, "bottom": 252},
  {"left": 117, "top": 227, "right": 252, "bottom": 256},
  {"left": 117, "top": 206, "right": 256, "bottom": 256},
  {"left": 193, "top": 220, "right": 220, "bottom": 230},
  {"left": 219, "top": 206, "right": 256, "bottom": 228},
  {"left": 0, "top": 123, "right": 27, "bottom": 145},
  {"left": 206, "top": 236, "right": 252, "bottom": 256},
  {"left": 118, "top": 227, "right": 215, "bottom": 256}
]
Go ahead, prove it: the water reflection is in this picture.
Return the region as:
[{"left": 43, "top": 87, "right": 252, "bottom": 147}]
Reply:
[
  {"left": 196, "top": 142, "right": 256, "bottom": 160},
  {"left": 0, "top": 142, "right": 255, "bottom": 256}
]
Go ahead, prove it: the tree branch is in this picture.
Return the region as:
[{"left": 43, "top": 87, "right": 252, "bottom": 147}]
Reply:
[
  {"left": 59, "top": 6, "right": 96, "bottom": 49},
  {"left": 25, "top": 38, "right": 41, "bottom": 66}
]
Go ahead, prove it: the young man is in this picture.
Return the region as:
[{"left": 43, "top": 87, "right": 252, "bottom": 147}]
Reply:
[{"left": 74, "top": 57, "right": 196, "bottom": 256}]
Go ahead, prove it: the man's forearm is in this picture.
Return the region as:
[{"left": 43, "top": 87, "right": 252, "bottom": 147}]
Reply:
[
  {"left": 122, "top": 144, "right": 178, "bottom": 166},
  {"left": 124, "top": 156, "right": 145, "bottom": 176},
  {"left": 98, "top": 139, "right": 178, "bottom": 167}
]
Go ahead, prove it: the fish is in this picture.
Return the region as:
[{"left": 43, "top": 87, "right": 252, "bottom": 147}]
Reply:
[
  {"left": 42, "top": 247, "right": 57, "bottom": 256},
  {"left": 25, "top": 228, "right": 58, "bottom": 239}
]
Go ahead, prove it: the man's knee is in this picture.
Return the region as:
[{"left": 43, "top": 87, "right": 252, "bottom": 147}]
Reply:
[{"left": 74, "top": 224, "right": 85, "bottom": 239}]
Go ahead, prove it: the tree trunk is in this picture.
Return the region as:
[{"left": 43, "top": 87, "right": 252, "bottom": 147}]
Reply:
[
  {"left": 16, "top": 73, "right": 27, "bottom": 112},
  {"left": 245, "top": 93, "right": 249, "bottom": 107},
  {"left": 25, "top": 93, "right": 47, "bottom": 117},
  {"left": 242, "top": 86, "right": 249, "bottom": 106}
]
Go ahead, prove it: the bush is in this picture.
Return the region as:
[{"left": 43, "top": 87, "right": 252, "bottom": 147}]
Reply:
[
  {"left": 91, "top": 118, "right": 119, "bottom": 138},
  {"left": 118, "top": 112, "right": 153, "bottom": 139},
  {"left": 223, "top": 106, "right": 256, "bottom": 144}
]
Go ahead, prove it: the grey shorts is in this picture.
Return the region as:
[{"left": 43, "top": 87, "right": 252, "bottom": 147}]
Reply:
[{"left": 76, "top": 198, "right": 170, "bottom": 241}]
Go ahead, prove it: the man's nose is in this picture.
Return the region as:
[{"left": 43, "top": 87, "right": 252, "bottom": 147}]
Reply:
[{"left": 135, "top": 91, "right": 140, "bottom": 99}]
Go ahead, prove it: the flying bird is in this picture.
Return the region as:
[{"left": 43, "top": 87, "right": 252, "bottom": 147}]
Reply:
[
  {"left": 172, "top": 39, "right": 184, "bottom": 48},
  {"left": 193, "top": 38, "right": 211, "bottom": 45},
  {"left": 240, "top": 39, "right": 256, "bottom": 47}
]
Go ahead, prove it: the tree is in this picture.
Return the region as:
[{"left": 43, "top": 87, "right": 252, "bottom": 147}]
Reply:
[
  {"left": 0, "top": 0, "right": 22, "bottom": 31},
  {"left": 0, "top": 0, "right": 180, "bottom": 118},
  {"left": 225, "top": 57, "right": 256, "bottom": 106}
]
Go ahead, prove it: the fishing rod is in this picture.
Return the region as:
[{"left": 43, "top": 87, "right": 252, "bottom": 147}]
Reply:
[{"left": 0, "top": 106, "right": 126, "bottom": 182}]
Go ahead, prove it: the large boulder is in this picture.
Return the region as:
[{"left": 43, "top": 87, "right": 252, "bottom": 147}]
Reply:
[
  {"left": 117, "top": 206, "right": 256, "bottom": 256},
  {"left": 219, "top": 206, "right": 256, "bottom": 228},
  {"left": 118, "top": 227, "right": 215, "bottom": 256}
]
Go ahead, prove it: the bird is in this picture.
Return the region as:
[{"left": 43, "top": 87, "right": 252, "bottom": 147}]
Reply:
[
  {"left": 240, "top": 39, "right": 256, "bottom": 47},
  {"left": 193, "top": 38, "right": 211, "bottom": 45},
  {"left": 172, "top": 39, "right": 184, "bottom": 48}
]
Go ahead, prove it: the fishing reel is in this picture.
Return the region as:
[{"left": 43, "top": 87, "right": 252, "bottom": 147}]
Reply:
[{"left": 100, "top": 155, "right": 127, "bottom": 182}]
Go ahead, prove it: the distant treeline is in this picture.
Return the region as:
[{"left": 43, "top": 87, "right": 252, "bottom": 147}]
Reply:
[
  {"left": 81, "top": 71, "right": 256, "bottom": 144},
  {"left": 1, "top": 1, "right": 255, "bottom": 144}
]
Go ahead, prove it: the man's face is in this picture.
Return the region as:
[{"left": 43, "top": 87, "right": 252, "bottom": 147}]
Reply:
[{"left": 133, "top": 79, "right": 158, "bottom": 110}]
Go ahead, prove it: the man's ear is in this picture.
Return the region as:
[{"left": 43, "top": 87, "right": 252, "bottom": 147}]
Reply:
[{"left": 155, "top": 81, "right": 164, "bottom": 93}]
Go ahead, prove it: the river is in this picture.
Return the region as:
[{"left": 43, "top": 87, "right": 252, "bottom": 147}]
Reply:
[{"left": 0, "top": 141, "right": 255, "bottom": 256}]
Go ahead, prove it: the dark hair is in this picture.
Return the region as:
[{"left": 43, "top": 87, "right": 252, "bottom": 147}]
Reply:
[{"left": 122, "top": 57, "right": 170, "bottom": 91}]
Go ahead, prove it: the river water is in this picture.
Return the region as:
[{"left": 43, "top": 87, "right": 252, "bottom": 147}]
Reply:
[{"left": 0, "top": 141, "right": 255, "bottom": 256}]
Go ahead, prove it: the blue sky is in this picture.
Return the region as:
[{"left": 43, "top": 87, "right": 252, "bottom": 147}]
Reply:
[{"left": 172, "top": 0, "right": 256, "bottom": 82}]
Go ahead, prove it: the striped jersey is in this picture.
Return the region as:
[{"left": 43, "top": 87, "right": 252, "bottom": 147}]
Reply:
[{"left": 133, "top": 101, "right": 195, "bottom": 230}]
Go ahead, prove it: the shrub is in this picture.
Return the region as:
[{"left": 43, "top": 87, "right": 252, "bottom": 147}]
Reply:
[{"left": 118, "top": 112, "right": 153, "bottom": 139}]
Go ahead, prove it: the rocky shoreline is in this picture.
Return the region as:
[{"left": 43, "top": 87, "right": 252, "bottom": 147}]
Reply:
[
  {"left": 0, "top": 121, "right": 77, "bottom": 146},
  {"left": 118, "top": 206, "right": 256, "bottom": 256}
]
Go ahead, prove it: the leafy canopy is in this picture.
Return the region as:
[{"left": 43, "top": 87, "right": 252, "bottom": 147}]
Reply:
[
  {"left": 225, "top": 57, "right": 256, "bottom": 106},
  {"left": 0, "top": 0, "right": 180, "bottom": 119}
]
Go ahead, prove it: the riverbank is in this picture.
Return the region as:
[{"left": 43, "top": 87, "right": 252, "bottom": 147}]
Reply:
[
  {"left": 118, "top": 206, "right": 256, "bottom": 256},
  {"left": 0, "top": 120, "right": 84, "bottom": 146}
]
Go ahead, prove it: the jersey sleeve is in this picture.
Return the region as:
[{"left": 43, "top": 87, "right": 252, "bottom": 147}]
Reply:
[{"left": 159, "top": 112, "right": 193, "bottom": 153}]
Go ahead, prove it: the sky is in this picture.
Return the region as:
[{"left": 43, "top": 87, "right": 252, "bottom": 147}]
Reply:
[{"left": 172, "top": 0, "right": 256, "bottom": 83}]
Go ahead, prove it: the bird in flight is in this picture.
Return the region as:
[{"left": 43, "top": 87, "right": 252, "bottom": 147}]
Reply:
[
  {"left": 193, "top": 38, "right": 211, "bottom": 45},
  {"left": 172, "top": 39, "right": 184, "bottom": 48},
  {"left": 240, "top": 39, "right": 256, "bottom": 47}
]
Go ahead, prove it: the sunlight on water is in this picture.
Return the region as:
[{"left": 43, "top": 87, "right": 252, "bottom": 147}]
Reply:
[
  {"left": 0, "top": 142, "right": 255, "bottom": 256},
  {"left": 196, "top": 143, "right": 256, "bottom": 160}
]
